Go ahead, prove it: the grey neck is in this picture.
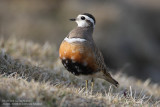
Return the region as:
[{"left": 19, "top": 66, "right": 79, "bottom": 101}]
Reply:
[{"left": 68, "top": 26, "right": 94, "bottom": 41}]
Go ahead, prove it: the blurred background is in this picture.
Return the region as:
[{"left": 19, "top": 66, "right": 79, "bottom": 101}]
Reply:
[{"left": 0, "top": 0, "right": 160, "bottom": 83}]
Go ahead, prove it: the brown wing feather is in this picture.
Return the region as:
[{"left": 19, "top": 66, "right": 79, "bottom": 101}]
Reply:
[{"left": 92, "top": 43, "right": 119, "bottom": 87}]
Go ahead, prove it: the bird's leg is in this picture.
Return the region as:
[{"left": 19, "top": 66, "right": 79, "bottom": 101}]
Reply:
[
  {"left": 85, "top": 80, "right": 88, "bottom": 92},
  {"left": 91, "top": 78, "right": 94, "bottom": 93}
]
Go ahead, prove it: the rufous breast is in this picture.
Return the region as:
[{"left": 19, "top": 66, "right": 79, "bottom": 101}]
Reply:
[{"left": 59, "top": 40, "right": 97, "bottom": 75}]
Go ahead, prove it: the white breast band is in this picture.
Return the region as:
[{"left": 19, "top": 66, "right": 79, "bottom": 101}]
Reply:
[{"left": 64, "top": 37, "right": 87, "bottom": 43}]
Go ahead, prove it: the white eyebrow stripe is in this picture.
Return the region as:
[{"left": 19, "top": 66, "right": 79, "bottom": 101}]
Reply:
[
  {"left": 78, "top": 15, "right": 95, "bottom": 25},
  {"left": 64, "top": 37, "right": 87, "bottom": 43}
]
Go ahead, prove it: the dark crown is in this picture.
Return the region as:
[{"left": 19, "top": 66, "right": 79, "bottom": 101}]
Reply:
[{"left": 82, "top": 13, "right": 96, "bottom": 24}]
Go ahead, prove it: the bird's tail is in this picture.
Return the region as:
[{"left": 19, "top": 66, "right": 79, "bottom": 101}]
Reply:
[
  {"left": 105, "top": 76, "right": 119, "bottom": 88},
  {"left": 103, "top": 72, "right": 119, "bottom": 88}
]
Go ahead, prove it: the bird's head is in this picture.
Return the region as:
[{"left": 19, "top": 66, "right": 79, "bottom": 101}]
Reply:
[{"left": 70, "top": 13, "right": 96, "bottom": 28}]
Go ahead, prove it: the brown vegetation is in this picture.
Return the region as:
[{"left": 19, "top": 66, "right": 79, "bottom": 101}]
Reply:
[{"left": 0, "top": 38, "right": 159, "bottom": 106}]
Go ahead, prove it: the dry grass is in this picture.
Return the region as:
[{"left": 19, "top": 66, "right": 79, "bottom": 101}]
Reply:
[{"left": 0, "top": 37, "right": 159, "bottom": 107}]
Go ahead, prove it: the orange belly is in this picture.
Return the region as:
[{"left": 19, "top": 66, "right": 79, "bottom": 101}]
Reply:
[{"left": 59, "top": 41, "right": 97, "bottom": 75}]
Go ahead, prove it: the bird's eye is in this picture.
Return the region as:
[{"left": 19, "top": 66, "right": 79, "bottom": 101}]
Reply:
[{"left": 81, "top": 16, "right": 85, "bottom": 20}]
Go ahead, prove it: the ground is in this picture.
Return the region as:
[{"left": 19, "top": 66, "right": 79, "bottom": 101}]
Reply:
[{"left": 0, "top": 37, "right": 159, "bottom": 107}]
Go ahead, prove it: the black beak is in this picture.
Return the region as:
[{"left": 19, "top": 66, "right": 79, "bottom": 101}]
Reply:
[{"left": 69, "top": 18, "right": 76, "bottom": 21}]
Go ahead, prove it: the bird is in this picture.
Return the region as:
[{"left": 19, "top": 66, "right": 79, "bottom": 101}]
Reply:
[{"left": 59, "top": 13, "right": 119, "bottom": 91}]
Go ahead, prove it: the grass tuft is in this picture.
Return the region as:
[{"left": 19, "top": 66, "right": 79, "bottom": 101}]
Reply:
[{"left": 0, "top": 37, "right": 159, "bottom": 106}]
